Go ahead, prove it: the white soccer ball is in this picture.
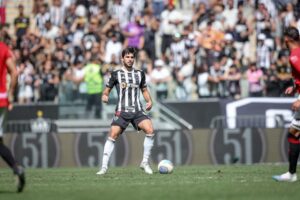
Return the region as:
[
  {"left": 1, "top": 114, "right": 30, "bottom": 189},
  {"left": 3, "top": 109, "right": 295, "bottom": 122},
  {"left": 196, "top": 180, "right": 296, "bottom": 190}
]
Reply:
[{"left": 158, "top": 159, "right": 174, "bottom": 174}]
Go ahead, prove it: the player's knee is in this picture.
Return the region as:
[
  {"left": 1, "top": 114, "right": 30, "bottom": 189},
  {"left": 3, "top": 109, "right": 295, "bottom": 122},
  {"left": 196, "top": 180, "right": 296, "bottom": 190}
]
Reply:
[
  {"left": 145, "top": 129, "right": 155, "bottom": 137},
  {"left": 289, "top": 127, "right": 297, "bottom": 134},
  {"left": 109, "top": 133, "right": 119, "bottom": 140},
  {"left": 288, "top": 127, "right": 299, "bottom": 137},
  {"left": 107, "top": 137, "right": 116, "bottom": 142}
]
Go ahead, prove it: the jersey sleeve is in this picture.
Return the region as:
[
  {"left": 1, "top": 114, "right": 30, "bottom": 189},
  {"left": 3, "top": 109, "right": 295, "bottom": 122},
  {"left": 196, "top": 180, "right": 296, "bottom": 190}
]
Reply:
[
  {"left": 4, "top": 46, "right": 13, "bottom": 61},
  {"left": 290, "top": 54, "right": 300, "bottom": 74},
  {"left": 106, "top": 71, "right": 117, "bottom": 88},
  {"left": 140, "top": 71, "right": 147, "bottom": 88}
]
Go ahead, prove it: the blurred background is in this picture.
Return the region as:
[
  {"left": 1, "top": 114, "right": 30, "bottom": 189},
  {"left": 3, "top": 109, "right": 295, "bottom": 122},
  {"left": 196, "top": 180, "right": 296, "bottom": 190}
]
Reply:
[{"left": 0, "top": 0, "right": 300, "bottom": 169}]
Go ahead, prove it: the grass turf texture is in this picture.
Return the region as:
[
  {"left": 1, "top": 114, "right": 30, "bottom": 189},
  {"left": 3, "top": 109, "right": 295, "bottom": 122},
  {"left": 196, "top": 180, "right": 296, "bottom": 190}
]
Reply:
[{"left": 0, "top": 165, "right": 299, "bottom": 200}]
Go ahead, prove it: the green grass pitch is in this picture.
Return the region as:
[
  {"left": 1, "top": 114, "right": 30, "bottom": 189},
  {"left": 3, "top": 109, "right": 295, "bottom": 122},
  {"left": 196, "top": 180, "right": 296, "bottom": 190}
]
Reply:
[{"left": 0, "top": 164, "right": 299, "bottom": 200}]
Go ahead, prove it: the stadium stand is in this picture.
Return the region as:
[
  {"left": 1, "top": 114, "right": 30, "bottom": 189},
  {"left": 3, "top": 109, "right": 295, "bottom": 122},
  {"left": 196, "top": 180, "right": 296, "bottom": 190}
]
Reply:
[{"left": 2, "top": 0, "right": 300, "bottom": 114}]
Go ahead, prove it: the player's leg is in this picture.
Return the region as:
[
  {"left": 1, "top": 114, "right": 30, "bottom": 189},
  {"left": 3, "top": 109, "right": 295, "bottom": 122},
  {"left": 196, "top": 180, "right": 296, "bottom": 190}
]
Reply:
[
  {"left": 97, "top": 125, "right": 123, "bottom": 175},
  {"left": 136, "top": 117, "right": 155, "bottom": 174},
  {"left": 97, "top": 112, "right": 129, "bottom": 175},
  {"left": 288, "top": 128, "right": 300, "bottom": 174},
  {"left": 0, "top": 108, "right": 25, "bottom": 192},
  {"left": 273, "top": 126, "right": 300, "bottom": 182}
]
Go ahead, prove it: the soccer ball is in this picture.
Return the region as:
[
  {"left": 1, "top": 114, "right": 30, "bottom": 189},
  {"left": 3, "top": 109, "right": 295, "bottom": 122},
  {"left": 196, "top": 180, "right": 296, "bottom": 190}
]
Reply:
[{"left": 158, "top": 159, "right": 174, "bottom": 174}]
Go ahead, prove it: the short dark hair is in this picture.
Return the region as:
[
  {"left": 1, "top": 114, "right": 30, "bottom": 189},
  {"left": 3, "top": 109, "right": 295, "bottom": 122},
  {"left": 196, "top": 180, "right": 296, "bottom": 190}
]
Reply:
[
  {"left": 121, "top": 47, "right": 137, "bottom": 58},
  {"left": 284, "top": 27, "right": 300, "bottom": 41}
]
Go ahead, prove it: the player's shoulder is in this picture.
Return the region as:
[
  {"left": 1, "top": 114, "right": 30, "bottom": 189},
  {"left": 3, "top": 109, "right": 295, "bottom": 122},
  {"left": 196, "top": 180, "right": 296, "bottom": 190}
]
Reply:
[
  {"left": 291, "top": 47, "right": 300, "bottom": 55},
  {"left": 110, "top": 69, "right": 122, "bottom": 76},
  {"left": 112, "top": 68, "right": 122, "bottom": 73},
  {"left": 0, "top": 42, "right": 9, "bottom": 55},
  {"left": 134, "top": 69, "right": 145, "bottom": 74},
  {"left": 290, "top": 47, "right": 300, "bottom": 62},
  {"left": 0, "top": 42, "right": 8, "bottom": 49}
]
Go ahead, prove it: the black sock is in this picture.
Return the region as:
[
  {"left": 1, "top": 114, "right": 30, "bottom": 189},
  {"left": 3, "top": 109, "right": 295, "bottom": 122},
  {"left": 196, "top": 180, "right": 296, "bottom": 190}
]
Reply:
[
  {"left": 0, "top": 138, "right": 19, "bottom": 174},
  {"left": 287, "top": 133, "right": 300, "bottom": 174}
]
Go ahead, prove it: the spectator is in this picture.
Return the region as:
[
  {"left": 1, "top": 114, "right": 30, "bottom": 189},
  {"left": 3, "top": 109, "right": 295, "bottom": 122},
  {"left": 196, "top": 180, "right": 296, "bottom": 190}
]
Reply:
[
  {"left": 160, "top": 3, "right": 184, "bottom": 61},
  {"left": 5, "top": 0, "right": 300, "bottom": 105},
  {"left": 224, "top": 64, "right": 241, "bottom": 99},
  {"left": 246, "top": 62, "right": 264, "bottom": 97},
  {"left": 35, "top": 3, "right": 50, "bottom": 35},
  {"left": 53, "top": 48, "right": 69, "bottom": 78},
  {"left": 256, "top": 33, "right": 271, "bottom": 72},
  {"left": 74, "top": 54, "right": 103, "bottom": 118},
  {"left": 104, "top": 31, "right": 122, "bottom": 64},
  {"left": 264, "top": 63, "right": 281, "bottom": 97},
  {"left": 151, "top": 0, "right": 165, "bottom": 19},
  {"left": 17, "top": 63, "right": 34, "bottom": 104},
  {"left": 196, "top": 64, "right": 218, "bottom": 98},
  {"left": 123, "top": 15, "right": 145, "bottom": 49},
  {"left": 192, "top": 2, "right": 209, "bottom": 27},
  {"left": 82, "top": 18, "right": 101, "bottom": 51},
  {"left": 64, "top": 3, "right": 77, "bottom": 29},
  {"left": 209, "top": 59, "right": 227, "bottom": 97},
  {"left": 276, "top": 49, "right": 293, "bottom": 94},
  {"left": 143, "top": 7, "right": 160, "bottom": 61},
  {"left": 43, "top": 20, "right": 60, "bottom": 40},
  {"left": 39, "top": 59, "right": 60, "bottom": 101},
  {"left": 170, "top": 32, "right": 188, "bottom": 69},
  {"left": 50, "top": 0, "right": 65, "bottom": 27},
  {"left": 14, "top": 4, "right": 30, "bottom": 49},
  {"left": 150, "top": 59, "right": 172, "bottom": 101}
]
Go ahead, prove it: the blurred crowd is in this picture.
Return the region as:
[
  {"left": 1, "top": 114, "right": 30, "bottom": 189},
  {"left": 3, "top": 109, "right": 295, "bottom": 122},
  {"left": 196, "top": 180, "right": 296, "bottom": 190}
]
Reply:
[{"left": 2, "top": 0, "right": 300, "bottom": 104}]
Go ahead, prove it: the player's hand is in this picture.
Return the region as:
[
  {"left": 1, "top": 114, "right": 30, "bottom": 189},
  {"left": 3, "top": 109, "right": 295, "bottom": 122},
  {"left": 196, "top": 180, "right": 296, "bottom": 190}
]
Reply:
[
  {"left": 8, "top": 102, "right": 13, "bottom": 111},
  {"left": 292, "top": 100, "right": 300, "bottom": 111},
  {"left": 285, "top": 86, "right": 295, "bottom": 95},
  {"left": 145, "top": 101, "right": 152, "bottom": 111},
  {"left": 8, "top": 94, "right": 14, "bottom": 111},
  {"left": 102, "top": 95, "right": 109, "bottom": 103}
]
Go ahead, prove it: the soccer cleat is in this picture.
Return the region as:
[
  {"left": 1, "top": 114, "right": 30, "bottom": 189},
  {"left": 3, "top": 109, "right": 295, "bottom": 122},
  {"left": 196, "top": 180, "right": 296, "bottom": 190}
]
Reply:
[
  {"left": 140, "top": 162, "right": 153, "bottom": 174},
  {"left": 15, "top": 166, "right": 25, "bottom": 193},
  {"left": 96, "top": 168, "right": 107, "bottom": 175},
  {"left": 272, "top": 172, "right": 297, "bottom": 182}
]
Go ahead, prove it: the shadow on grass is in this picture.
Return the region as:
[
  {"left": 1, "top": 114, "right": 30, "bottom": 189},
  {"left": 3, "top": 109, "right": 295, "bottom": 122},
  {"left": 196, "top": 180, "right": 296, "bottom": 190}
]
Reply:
[{"left": 0, "top": 189, "right": 17, "bottom": 194}]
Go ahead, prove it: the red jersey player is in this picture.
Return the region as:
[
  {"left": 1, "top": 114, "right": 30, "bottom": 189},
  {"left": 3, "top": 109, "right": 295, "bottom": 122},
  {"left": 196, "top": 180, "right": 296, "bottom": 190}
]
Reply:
[
  {"left": 273, "top": 26, "right": 300, "bottom": 182},
  {"left": 0, "top": 25, "right": 25, "bottom": 192}
]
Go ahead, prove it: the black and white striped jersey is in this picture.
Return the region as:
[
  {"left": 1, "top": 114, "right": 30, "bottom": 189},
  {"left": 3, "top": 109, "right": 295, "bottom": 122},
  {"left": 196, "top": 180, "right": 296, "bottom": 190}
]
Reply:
[{"left": 106, "top": 68, "right": 147, "bottom": 112}]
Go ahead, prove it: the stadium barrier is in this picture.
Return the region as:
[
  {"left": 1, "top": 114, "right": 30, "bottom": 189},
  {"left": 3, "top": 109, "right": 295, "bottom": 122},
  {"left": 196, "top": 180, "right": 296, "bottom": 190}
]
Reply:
[
  {"left": 1, "top": 97, "right": 298, "bottom": 168},
  {"left": 0, "top": 118, "right": 291, "bottom": 168}
]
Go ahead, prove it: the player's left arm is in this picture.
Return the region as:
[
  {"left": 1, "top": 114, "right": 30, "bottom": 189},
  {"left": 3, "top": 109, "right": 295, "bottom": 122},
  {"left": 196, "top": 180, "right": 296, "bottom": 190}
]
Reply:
[
  {"left": 142, "top": 87, "right": 153, "bottom": 111},
  {"left": 290, "top": 54, "right": 300, "bottom": 111},
  {"left": 140, "top": 71, "right": 152, "bottom": 111},
  {"left": 6, "top": 55, "right": 18, "bottom": 111}
]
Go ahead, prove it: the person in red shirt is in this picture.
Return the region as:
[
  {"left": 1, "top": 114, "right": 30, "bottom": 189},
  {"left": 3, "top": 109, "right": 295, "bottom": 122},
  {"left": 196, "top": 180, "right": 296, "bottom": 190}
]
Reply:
[
  {"left": 273, "top": 26, "right": 300, "bottom": 182},
  {"left": 0, "top": 25, "right": 25, "bottom": 192}
]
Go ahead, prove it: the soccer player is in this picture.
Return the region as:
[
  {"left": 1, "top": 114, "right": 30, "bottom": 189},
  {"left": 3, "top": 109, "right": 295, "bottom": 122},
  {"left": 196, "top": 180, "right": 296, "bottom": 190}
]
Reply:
[
  {"left": 273, "top": 26, "right": 300, "bottom": 182},
  {"left": 0, "top": 25, "right": 25, "bottom": 192},
  {"left": 97, "top": 47, "right": 155, "bottom": 175}
]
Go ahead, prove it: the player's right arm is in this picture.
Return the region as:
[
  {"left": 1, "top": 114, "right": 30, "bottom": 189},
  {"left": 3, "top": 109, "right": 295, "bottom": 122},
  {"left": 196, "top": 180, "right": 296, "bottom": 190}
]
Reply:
[
  {"left": 102, "top": 71, "right": 117, "bottom": 103},
  {"left": 285, "top": 86, "right": 296, "bottom": 95},
  {"left": 102, "top": 87, "right": 112, "bottom": 103},
  {"left": 6, "top": 56, "right": 18, "bottom": 110}
]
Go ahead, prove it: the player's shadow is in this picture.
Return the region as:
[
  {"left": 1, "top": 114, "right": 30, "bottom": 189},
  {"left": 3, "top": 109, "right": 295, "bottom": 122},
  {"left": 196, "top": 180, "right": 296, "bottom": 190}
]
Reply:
[{"left": 0, "top": 190, "right": 16, "bottom": 194}]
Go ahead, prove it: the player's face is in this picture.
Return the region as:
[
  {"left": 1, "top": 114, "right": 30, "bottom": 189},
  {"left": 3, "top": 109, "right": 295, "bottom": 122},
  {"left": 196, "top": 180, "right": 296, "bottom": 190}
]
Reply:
[
  {"left": 122, "top": 53, "right": 135, "bottom": 68},
  {"left": 284, "top": 36, "right": 290, "bottom": 48}
]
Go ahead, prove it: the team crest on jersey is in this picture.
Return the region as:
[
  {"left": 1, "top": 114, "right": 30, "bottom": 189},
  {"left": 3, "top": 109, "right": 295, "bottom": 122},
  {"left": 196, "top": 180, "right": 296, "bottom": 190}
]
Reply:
[
  {"left": 121, "top": 82, "right": 127, "bottom": 89},
  {"left": 290, "top": 56, "right": 298, "bottom": 63}
]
